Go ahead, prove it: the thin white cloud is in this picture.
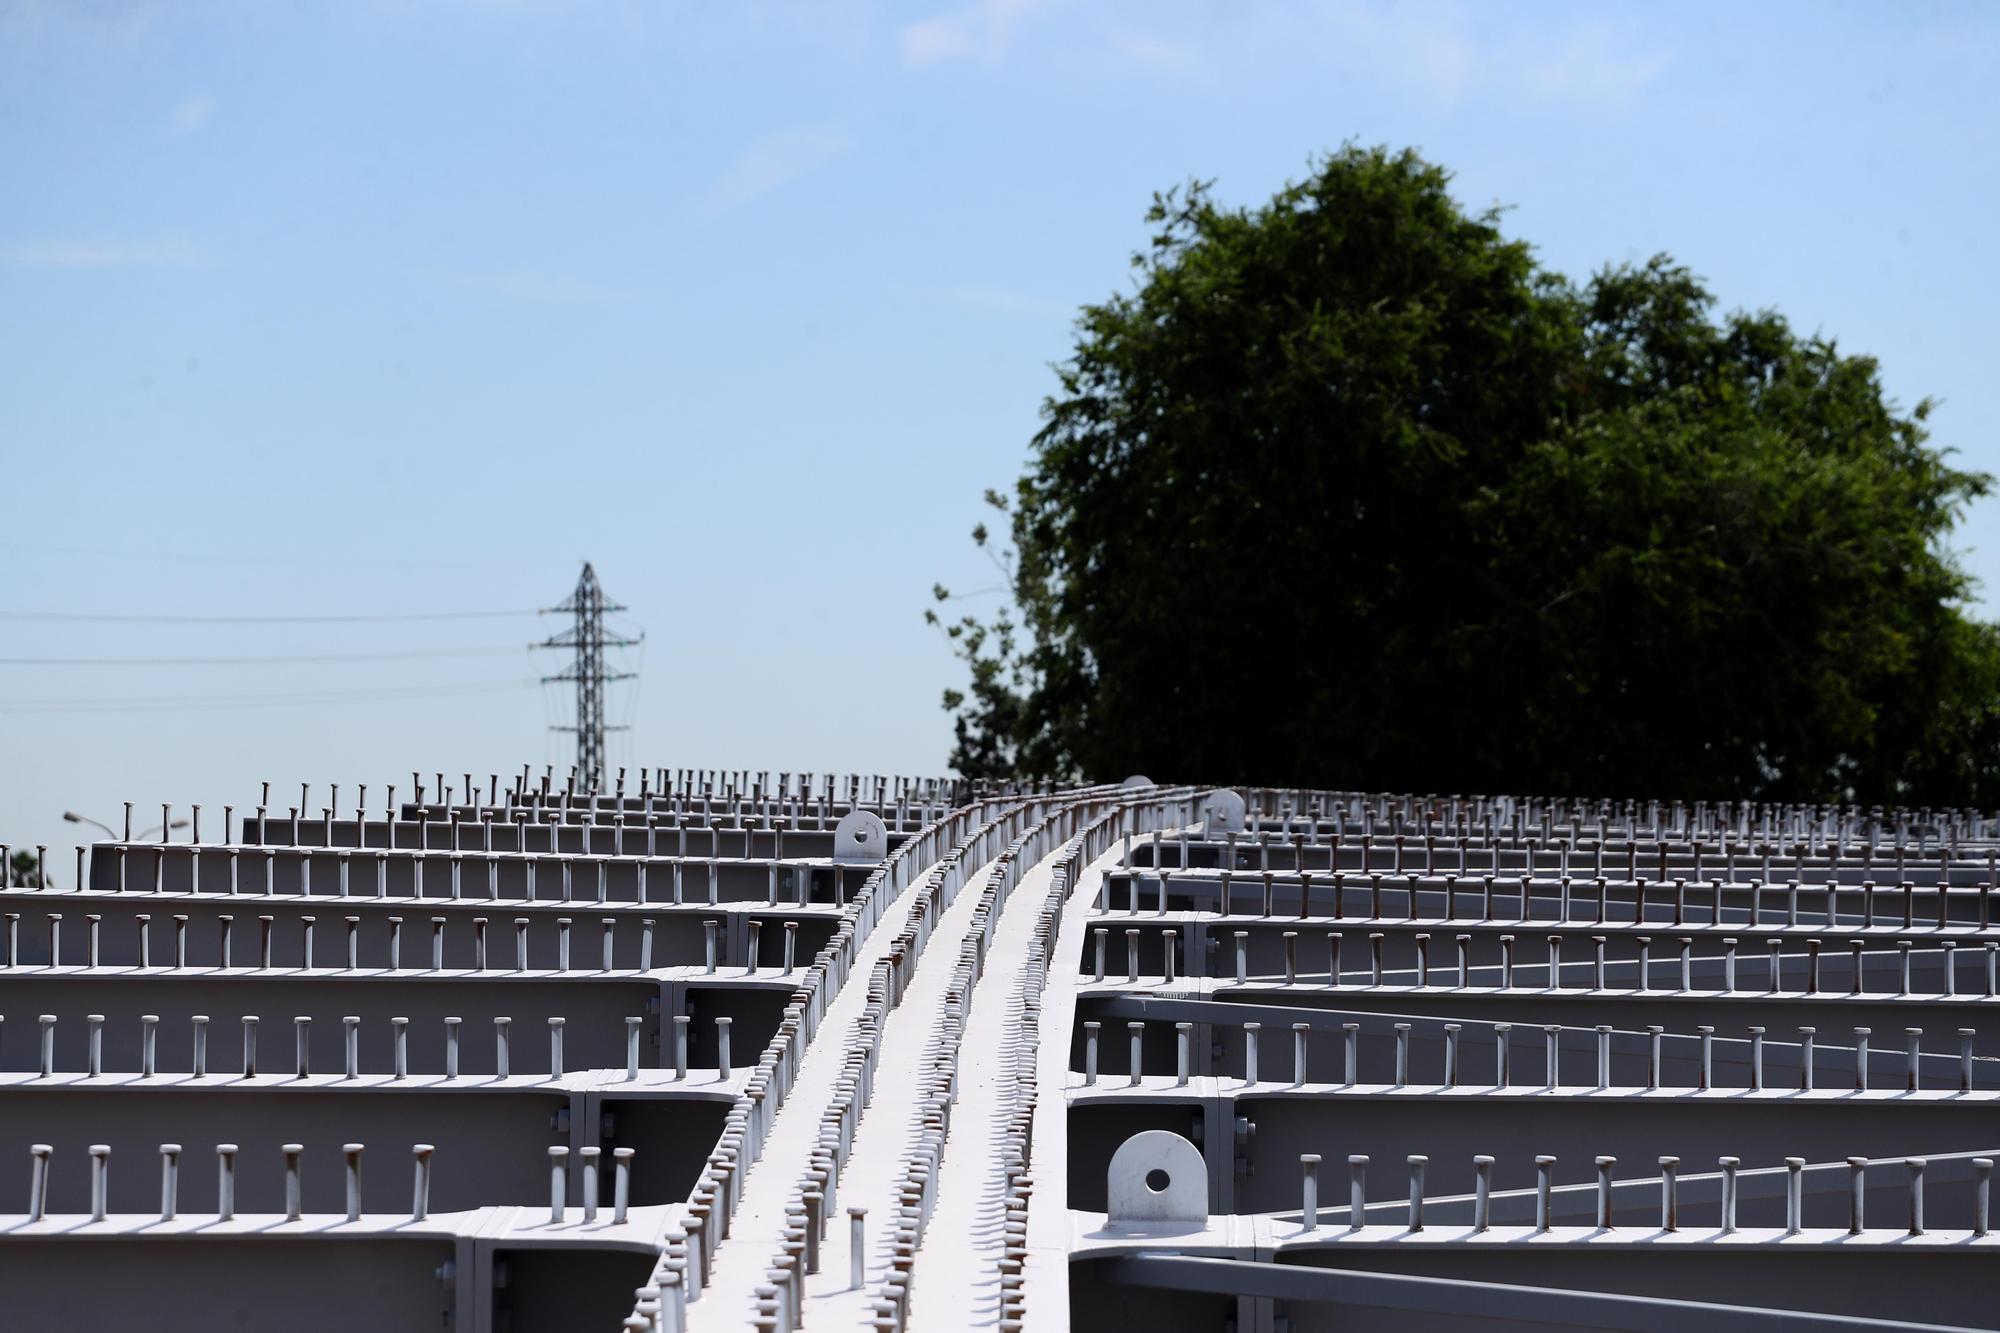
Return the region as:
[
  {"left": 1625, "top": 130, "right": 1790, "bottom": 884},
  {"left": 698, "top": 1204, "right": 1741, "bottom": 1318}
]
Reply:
[
  {"left": 946, "top": 285, "right": 1067, "bottom": 316},
  {"left": 1102, "top": 4, "right": 1667, "bottom": 114},
  {"left": 169, "top": 94, "right": 214, "bottom": 135},
  {"left": 0, "top": 238, "right": 205, "bottom": 269},
  {"left": 0, "top": 0, "right": 162, "bottom": 43},
  {"left": 703, "top": 126, "right": 856, "bottom": 212},
  {"left": 899, "top": 0, "right": 1048, "bottom": 67},
  {"left": 447, "top": 270, "right": 621, "bottom": 305},
  {"left": 1109, "top": 28, "right": 1211, "bottom": 80},
  {"left": 1317, "top": 0, "right": 1476, "bottom": 107},
  {"left": 1518, "top": 22, "right": 1670, "bottom": 107},
  {"left": 437, "top": 0, "right": 588, "bottom": 10},
  {"left": 742, "top": 0, "right": 885, "bottom": 59}
]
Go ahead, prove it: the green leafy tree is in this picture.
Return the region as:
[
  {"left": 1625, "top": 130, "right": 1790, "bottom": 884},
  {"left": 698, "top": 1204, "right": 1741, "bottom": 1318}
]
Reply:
[
  {"left": 7, "top": 848, "right": 50, "bottom": 888},
  {"left": 932, "top": 145, "right": 2000, "bottom": 803}
]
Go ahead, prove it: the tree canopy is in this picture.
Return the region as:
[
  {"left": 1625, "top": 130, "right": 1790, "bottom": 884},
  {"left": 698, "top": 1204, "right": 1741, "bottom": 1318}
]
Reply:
[
  {"left": 6, "top": 849, "right": 49, "bottom": 888},
  {"left": 930, "top": 145, "right": 2000, "bottom": 805}
]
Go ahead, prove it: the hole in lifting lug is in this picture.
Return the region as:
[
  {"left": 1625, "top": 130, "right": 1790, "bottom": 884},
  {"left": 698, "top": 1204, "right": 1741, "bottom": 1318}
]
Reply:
[{"left": 1145, "top": 1169, "right": 1170, "bottom": 1193}]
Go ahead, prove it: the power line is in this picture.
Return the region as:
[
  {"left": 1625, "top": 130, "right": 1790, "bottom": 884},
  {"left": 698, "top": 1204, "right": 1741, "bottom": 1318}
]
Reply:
[
  {"left": 0, "top": 609, "right": 539, "bottom": 624},
  {"left": 0, "top": 646, "right": 526, "bottom": 666},
  {"left": 0, "top": 679, "right": 540, "bottom": 714},
  {"left": 0, "top": 539, "right": 573, "bottom": 570}
]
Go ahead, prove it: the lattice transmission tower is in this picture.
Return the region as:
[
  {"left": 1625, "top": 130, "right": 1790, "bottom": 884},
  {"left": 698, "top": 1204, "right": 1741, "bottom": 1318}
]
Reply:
[{"left": 532, "top": 562, "right": 640, "bottom": 790}]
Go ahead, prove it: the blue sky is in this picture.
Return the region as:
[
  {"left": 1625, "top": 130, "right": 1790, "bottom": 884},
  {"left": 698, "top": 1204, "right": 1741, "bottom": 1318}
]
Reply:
[{"left": 2, "top": 0, "right": 1996, "bottom": 862}]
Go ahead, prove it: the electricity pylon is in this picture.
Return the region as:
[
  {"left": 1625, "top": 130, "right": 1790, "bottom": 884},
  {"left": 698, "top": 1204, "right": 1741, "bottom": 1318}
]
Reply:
[{"left": 533, "top": 562, "right": 640, "bottom": 790}]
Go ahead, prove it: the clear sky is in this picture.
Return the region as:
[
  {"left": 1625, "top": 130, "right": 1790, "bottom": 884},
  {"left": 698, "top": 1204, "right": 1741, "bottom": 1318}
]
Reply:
[{"left": 2, "top": 0, "right": 1996, "bottom": 868}]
